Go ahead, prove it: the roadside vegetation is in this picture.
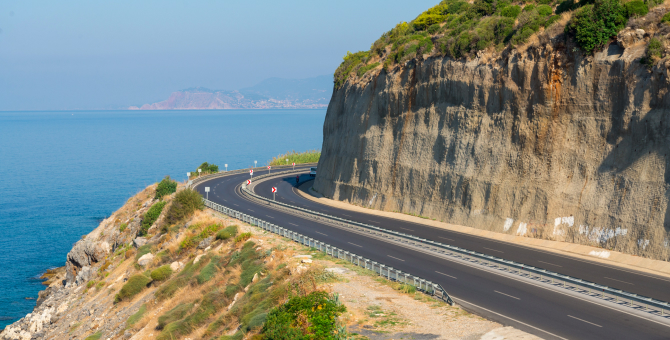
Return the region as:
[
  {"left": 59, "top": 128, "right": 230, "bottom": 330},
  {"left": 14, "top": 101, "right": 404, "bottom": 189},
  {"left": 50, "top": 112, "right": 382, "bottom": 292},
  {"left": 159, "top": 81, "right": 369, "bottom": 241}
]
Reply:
[
  {"left": 154, "top": 176, "right": 177, "bottom": 199},
  {"left": 334, "top": 0, "right": 668, "bottom": 87},
  {"left": 268, "top": 150, "right": 321, "bottom": 166},
  {"left": 190, "top": 162, "right": 219, "bottom": 178}
]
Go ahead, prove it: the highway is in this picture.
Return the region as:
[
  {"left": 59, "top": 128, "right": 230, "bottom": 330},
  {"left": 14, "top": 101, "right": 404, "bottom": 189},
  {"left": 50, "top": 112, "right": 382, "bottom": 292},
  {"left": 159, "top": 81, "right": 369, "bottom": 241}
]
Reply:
[{"left": 195, "top": 167, "right": 670, "bottom": 339}]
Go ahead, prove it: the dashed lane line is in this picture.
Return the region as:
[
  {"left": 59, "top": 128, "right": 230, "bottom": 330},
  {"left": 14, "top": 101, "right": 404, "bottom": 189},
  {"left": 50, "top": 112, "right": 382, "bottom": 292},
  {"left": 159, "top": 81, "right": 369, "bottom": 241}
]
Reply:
[
  {"left": 315, "top": 231, "right": 328, "bottom": 236},
  {"left": 567, "top": 315, "right": 602, "bottom": 328},
  {"left": 435, "top": 271, "right": 457, "bottom": 279},
  {"left": 398, "top": 227, "right": 414, "bottom": 232},
  {"left": 348, "top": 242, "right": 363, "bottom": 247},
  {"left": 538, "top": 261, "right": 562, "bottom": 267},
  {"left": 387, "top": 255, "right": 405, "bottom": 262},
  {"left": 495, "top": 290, "right": 520, "bottom": 300},
  {"left": 603, "top": 277, "right": 634, "bottom": 285},
  {"left": 483, "top": 247, "right": 504, "bottom": 253}
]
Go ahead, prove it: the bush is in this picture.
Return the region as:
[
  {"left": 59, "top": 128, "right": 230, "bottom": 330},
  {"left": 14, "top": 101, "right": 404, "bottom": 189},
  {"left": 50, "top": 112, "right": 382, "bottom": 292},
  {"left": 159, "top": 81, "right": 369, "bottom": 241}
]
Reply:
[
  {"left": 196, "top": 256, "right": 222, "bottom": 284},
  {"left": 195, "top": 162, "right": 219, "bottom": 175},
  {"left": 216, "top": 225, "right": 239, "bottom": 240},
  {"left": 645, "top": 37, "right": 664, "bottom": 65},
  {"left": 413, "top": 4, "right": 449, "bottom": 30},
  {"left": 119, "top": 223, "right": 127, "bottom": 232},
  {"left": 537, "top": 4, "right": 553, "bottom": 16},
  {"left": 566, "top": 0, "right": 627, "bottom": 53},
  {"left": 135, "top": 244, "right": 152, "bottom": 261},
  {"left": 334, "top": 51, "right": 369, "bottom": 88},
  {"left": 427, "top": 23, "right": 441, "bottom": 34},
  {"left": 663, "top": 12, "right": 670, "bottom": 23},
  {"left": 150, "top": 265, "right": 174, "bottom": 281},
  {"left": 523, "top": 4, "right": 536, "bottom": 12},
  {"left": 500, "top": 5, "right": 521, "bottom": 18},
  {"left": 262, "top": 291, "right": 347, "bottom": 339},
  {"left": 140, "top": 201, "right": 166, "bottom": 236},
  {"left": 157, "top": 303, "right": 193, "bottom": 330},
  {"left": 166, "top": 189, "right": 204, "bottom": 224},
  {"left": 268, "top": 150, "right": 321, "bottom": 166},
  {"left": 357, "top": 62, "right": 380, "bottom": 76},
  {"left": 556, "top": 0, "right": 576, "bottom": 14},
  {"left": 115, "top": 274, "right": 152, "bottom": 303},
  {"left": 624, "top": 0, "right": 648, "bottom": 17},
  {"left": 126, "top": 304, "right": 147, "bottom": 327},
  {"left": 84, "top": 332, "right": 102, "bottom": 340},
  {"left": 155, "top": 176, "right": 178, "bottom": 199},
  {"left": 235, "top": 232, "right": 252, "bottom": 243}
]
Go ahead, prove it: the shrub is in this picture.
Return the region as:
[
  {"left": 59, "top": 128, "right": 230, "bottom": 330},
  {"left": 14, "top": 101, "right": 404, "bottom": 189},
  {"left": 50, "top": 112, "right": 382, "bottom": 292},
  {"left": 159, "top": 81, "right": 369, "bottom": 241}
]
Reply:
[
  {"left": 523, "top": 4, "right": 536, "bottom": 12},
  {"left": 556, "top": 0, "right": 576, "bottom": 14},
  {"left": 196, "top": 256, "right": 222, "bottom": 284},
  {"left": 157, "top": 303, "right": 193, "bottom": 330},
  {"left": 427, "top": 23, "right": 441, "bottom": 34},
  {"left": 126, "top": 304, "right": 147, "bottom": 327},
  {"left": 566, "top": 0, "right": 627, "bottom": 53},
  {"left": 115, "top": 274, "right": 152, "bottom": 303},
  {"left": 195, "top": 162, "right": 219, "bottom": 175},
  {"left": 84, "top": 332, "right": 102, "bottom": 340},
  {"left": 135, "top": 244, "right": 152, "bottom": 261},
  {"left": 537, "top": 4, "right": 553, "bottom": 16},
  {"left": 150, "top": 265, "right": 174, "bottom": 281},
  {"left": 500, "top": 5, "right": 521, "bottom": 18},
  {"left": 235, "top": 232, "right": 252, "bottom": 243},
  {"left": 663, "top": 12, "right": 670, "bottom": 23},
  {"left": 645, "top": 37, "right": 664, "bottom": 65},
  {"left": 413, "top": 4, "right": 449, "bottom": 30},
  {"left": 155, "top": 176, "right": 177, "bottom": 199},
  {"left": 334, "top": 51, "right": 369, "bottom": 88},
  {"left": 165, "top": 189, "right": 204, "bottom": 224},
  {"left": 357, "top": 62, "right": 380, "bottom": 76},
  {"left": 216, "top": 225, "right": 239, "bottom": 240},
  {"left": 268, "top": 150, "right": 321, "bottom": 166},
  {"left": 119, "top": 223, "right": 127, "bottom": 232},
  {"left": 262, "top": 291, "right": 347, "bottom": 339},
  {"left": 624, "top": 0, "right": 648, "bottom": 17},
  {"left": 140, "top": 201, "right": 166, "bottom": 236}
]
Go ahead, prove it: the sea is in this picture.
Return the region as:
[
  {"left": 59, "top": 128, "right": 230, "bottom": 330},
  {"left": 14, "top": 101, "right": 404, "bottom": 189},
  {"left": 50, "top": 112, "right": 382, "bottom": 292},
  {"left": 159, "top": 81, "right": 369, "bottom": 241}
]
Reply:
[{"left": 0, "top": 109, "right": 326, "bottom": 328}]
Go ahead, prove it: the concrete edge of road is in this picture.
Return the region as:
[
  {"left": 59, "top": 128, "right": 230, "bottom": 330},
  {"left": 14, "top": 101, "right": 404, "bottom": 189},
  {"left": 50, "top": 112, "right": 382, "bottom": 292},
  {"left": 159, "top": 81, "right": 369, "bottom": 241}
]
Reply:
[
  {"left": 288, "top": 179, "right": 670, "bottom": 281},
  {"left": 241, "top": 180, "right": 670, "bottom": 327}
]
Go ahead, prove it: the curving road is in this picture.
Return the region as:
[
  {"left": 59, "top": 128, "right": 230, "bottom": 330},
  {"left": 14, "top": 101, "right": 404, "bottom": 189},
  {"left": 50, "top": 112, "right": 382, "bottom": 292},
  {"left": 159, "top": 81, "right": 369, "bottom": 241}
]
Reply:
[{"left": 196, "top": 168, "right": 670, "bottom": 339}]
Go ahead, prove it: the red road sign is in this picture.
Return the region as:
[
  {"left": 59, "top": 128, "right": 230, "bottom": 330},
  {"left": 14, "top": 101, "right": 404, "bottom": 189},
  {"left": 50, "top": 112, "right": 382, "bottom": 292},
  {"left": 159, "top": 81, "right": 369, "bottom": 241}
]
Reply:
[
  {"left": 268, "top": 165, "right": 271, "bottom": 169},
  {"left": 247, "top": 179, "right": 251, "bottom": 185},
  {"left": 250, "top": 169, "right": 253, "bottom": 174},
  {"left": 292, "top": 162, "right": 295, "bottom": 166},
  {"left": 272, "top": 187, "right": 277, "bottom": 193}
]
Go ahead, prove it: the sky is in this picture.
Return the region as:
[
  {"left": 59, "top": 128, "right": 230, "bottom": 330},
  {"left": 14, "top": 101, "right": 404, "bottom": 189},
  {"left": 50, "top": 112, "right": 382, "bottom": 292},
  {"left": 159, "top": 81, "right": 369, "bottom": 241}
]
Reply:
[{"left": 0, "top": 0, "right": 438, "bottom": 111}]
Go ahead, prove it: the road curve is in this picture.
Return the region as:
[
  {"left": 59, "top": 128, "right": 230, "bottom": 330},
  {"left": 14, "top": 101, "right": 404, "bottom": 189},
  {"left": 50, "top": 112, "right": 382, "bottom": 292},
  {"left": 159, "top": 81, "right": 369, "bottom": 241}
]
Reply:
[{"left": 196, "top": 168, "right": 670, "bottom": 339}]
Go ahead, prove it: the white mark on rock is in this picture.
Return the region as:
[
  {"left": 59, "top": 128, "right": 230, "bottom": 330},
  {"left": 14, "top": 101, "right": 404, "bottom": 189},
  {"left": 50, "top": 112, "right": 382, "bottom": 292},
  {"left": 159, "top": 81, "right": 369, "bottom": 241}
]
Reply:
[
  {"left": 516, "top": 222, "right": 527, "bottom": 236},
  {"left": 638, "top": 239, "right": 650, "bottom": 250},
  {"left": 503, "top": 218, "right": 514, "bottom": 232}
]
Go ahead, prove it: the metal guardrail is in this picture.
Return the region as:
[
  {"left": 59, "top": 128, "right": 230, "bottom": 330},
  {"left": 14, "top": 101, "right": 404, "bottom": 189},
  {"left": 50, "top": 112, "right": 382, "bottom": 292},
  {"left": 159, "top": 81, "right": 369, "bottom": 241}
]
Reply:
[
  {"left": 202, "top": 198, "right": 454, "bottom": 305},
  {"left": 240, "top": 170, "right": 670, "bottom": 319}
]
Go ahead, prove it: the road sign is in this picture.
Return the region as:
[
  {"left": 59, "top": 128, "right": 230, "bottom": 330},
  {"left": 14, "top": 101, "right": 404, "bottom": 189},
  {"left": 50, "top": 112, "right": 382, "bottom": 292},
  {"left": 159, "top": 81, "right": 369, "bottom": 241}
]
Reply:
[
  {"left": 198, "top": 168, "right": 202, "bottom": 177},
  {"left": 187, "top": 172, "right": 191, "bottom": 178},
  {"left": 292, "top": 162, "right": 295, "bottom": 170},
  {"left": 250, "top": 169, "right": 253, "bottom": 174},
  {"left": 247, "top": 179, "right": 251, "bottom": 185},
  {"left": 268, "top": 165, "right": 271, "bottom": 174},
  {"left": 205, "top": 186, "right": 210, "bottom": 199},
  {"left": 225, "top": 164, "right": 228, "bottom": 172},
  {"left": 272, "top": 186, "right": 277, "bottom": 200},
  {"left": 272, "top": 187, "right": 277, "bottom": 193}
]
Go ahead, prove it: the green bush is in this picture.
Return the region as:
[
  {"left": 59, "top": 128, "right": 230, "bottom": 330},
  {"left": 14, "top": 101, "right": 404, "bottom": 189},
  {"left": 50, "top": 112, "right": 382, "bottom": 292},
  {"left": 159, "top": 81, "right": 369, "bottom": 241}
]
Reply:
[
  {"left": 427, "top": 23, "right": 442, "bottom": 34},
  {"left": 523, "top": 4, "right": 536, "bottom": 11},
  {"left": 195, "top": 162, "right": 219, "bottom": 175},
  {"left": 501, "top": 5, "right": 521, "bottom": 18},
  {"left": 140, "top": 201, "right": 166, "bottom": 236},
  {"left": 262, "top": 291, "right": 347, "bottom": 339},
  {"left": 119, "top": 223, "right": 127, "bottom": 232},
  {"left": 663, "top": 12, "right": 670, "bottom": 23},
  {"left": 157, "top": 303, "right": 193, "bottom": 330},
  {"left": 537, "top": 4, "right": 553, "bottom": 16},
  {"left": 235, "top": 232, "right": 252, "bottom": 243},
  {"left": 216, "top": 225, "right": 239, "bottom": 240},
  {"left": 556, "top": 0, "right": 576, "bottom": 14},
  {"left": 196, "top": 256, "right": 223, "bottom": 284},
  {"left": 155, "top": 176, "right": 178, "bottom": 199},
  {"left": 150, "top": 265, "right": 173, "bottom": 281},
  {"left": 165, "top": 189, "right": 204, "bottom": 224},
  {"left": 334, "top": 51, "right": 369, "bottom": 88},
  {"left": 84, "top": 332, "right": 102, "bottom": 340},
  {"left": 135, "top": 244, "right": 152, "bottom": 261},
  {"left": 126, "top": 304, "right": 147, "bottom": 327},
  {"left": 115, "top": 274, "right": 152, "bottom": 303},
  {"left": 413, "top": 4, "right": 449, "bottom": 30},
  {"left": 357, "top": 62, "right": 380, "bottom": 76},
  {"left": 645, "top": 37, "right": 664, "bottom": 64},
  {"left": 624, "top": 0, "right": 648, "bottom": 17},
  {"left": 268, "top": 150, "right": 321, "bottom": 166},
  {"left": 566, "top": 0, "right": 627, "bottom": 53}
]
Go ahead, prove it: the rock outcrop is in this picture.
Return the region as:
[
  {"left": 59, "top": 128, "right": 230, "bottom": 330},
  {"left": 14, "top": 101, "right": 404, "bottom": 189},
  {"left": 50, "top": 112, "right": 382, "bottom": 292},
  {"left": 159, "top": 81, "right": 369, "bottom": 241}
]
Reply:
[{"left": 314, "top": 32, "right": 670, "bottom": 261}]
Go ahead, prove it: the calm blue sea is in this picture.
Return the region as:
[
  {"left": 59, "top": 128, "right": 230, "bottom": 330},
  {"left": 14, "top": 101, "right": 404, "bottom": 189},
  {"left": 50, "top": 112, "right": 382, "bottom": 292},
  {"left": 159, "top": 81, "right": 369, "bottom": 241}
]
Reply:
[{"left": 0, "top": 109, "right": 326, "bottom": 327}]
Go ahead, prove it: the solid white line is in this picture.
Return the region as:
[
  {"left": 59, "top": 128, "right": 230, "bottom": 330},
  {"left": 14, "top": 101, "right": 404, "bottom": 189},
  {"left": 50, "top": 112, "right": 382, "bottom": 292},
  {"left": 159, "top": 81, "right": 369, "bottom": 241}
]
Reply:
[
  {"left": 456, "top": 297, "right": 568, "bottom": 340},
  {"left": 398, "top": 227, "right": 414, "bottom": 231},
  {"left": 603, "top": 277, "right": 634, "bottom": 285},
  {"left": 388, "top": 255, "right": 405, "bottom": 262},
  {"left": 483, "top": 247, "right": 504, "bottom": 253},
  {"left": 439, "top": 236, "right": 454, "bottom": 241},
  {"left": 538, "top": 261, "right": 562, "bottom": 267},
  {"left": 495, "top": 290, "right": 520, "bottom": 300},
  {"left": 348, "top": 242, "right": 362, "bottom": 248},
  {"left": 315, "top": 231, "right": 328, "bottom": 236},
  {"left": 567, "top": 315, "right": 602, "bottom": 327},
  {"left": 435, "top": 271, "right": 457, "bottom": 279}
]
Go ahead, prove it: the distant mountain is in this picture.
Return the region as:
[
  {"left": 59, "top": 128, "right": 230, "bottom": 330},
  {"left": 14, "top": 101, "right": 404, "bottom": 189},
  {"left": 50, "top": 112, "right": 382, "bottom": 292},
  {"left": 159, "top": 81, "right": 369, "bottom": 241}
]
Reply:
[{"left": 129, "top": 75, "right": 333, "bottom": 110}]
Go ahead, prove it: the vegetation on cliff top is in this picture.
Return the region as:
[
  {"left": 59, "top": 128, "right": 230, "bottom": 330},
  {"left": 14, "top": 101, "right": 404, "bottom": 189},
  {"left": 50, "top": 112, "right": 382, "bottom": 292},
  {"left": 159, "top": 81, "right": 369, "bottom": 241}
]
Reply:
[
  {"left": 334, "top": 0, "right": 667, "bottom": 88},
  {"left": 268, "top": 150, "right": 320, "bottom": 166}
]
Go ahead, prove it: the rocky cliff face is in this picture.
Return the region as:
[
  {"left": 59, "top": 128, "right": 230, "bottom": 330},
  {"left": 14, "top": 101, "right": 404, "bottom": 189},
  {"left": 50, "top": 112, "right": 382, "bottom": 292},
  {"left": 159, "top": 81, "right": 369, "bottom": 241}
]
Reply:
[{"left": 314, "top": 33, "right": 670, "bottom": 261}]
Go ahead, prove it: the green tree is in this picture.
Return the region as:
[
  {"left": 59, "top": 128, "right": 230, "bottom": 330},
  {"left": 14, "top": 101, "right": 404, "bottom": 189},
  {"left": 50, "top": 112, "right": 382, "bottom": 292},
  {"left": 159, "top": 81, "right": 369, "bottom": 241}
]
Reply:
[{"left": 155, "top": 176, "right": 177, "bottom": 199}]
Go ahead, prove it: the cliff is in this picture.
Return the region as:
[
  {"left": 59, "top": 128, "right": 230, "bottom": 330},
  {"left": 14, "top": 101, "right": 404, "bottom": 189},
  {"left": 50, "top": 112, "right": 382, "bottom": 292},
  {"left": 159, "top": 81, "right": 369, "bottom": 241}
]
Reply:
[{"left": 314, "top": 13, "right": 670, "bottom": 261}]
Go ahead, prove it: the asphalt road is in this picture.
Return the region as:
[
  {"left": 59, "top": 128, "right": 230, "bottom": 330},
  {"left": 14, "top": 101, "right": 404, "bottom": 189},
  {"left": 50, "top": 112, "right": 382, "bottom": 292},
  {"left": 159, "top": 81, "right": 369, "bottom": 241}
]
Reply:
[{"left": 196, "top": 168, "right": 670, "bottom": 339}]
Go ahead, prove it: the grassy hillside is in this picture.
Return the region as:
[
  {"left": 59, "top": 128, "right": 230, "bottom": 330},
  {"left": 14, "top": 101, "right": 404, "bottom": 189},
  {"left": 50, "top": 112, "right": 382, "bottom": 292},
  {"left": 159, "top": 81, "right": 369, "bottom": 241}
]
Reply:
[{"left": 335, "top": 0, "right": 668, "bottom": 88}]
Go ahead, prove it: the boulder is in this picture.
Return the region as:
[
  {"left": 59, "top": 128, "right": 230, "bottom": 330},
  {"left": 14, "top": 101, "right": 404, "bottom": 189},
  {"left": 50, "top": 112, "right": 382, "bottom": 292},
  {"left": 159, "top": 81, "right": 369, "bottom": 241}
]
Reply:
[
  {"left": 137, "top": 253, "right": 154, "bottom": 267},
  {"left": 198, "top": 236, "right": 215, "bottom": 249},
  {"left": 193, "top": 254, "right": 205, "bottom": 264},
  {"left": 617, "top": 28, "right": 645, "bottom": 49},
  {"left": 170, "top": 261, "right": 184, "bottom": 272},
  {"left": 301, "top": 259, "right": 312, "bottom": 264},
  {"left": 74, "top": 266, "right": 93, "bottom": 287},
  {"left": 133, "top": 237, "right": 147, "bottom": 248},
  {"left": 65, "top": 239, "right": 111, "bottom": 285}
]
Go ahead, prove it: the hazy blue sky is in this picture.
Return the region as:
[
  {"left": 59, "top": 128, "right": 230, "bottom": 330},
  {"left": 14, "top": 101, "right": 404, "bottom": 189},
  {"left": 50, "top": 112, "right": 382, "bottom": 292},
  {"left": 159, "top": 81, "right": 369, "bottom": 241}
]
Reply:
[{"left": 0, "top": 0, "right": 437, "bottom": 111}]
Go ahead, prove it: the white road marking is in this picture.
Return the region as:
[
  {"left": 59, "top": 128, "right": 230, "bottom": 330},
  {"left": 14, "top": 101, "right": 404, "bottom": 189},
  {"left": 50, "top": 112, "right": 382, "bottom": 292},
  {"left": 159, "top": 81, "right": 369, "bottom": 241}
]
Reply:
[
  {"left": 387, "top": 255, "right": 405, "bottom": 262},
  {"left": 370, "top": 220, "right": 381, "bottom": 224},
  {"left": 439, "top": 236, "right": 454, "bottom": 241},
  {"left": 266, "top": 215, "right": 274, "bottom": 219},
  {"left": 343, "top": 214, "right": 352, "bottom": 217},
  {"left": 538, "top": 261, "right": 562, "bottom": 267},
  {"left": 483, "top": 247, "right": 503, "bottom": 253},
  {"left": 495, "top": 290, "right": 520, "bottom": 300},
  {"left": 435, "top": 271, "right": 457, "bottom": 279},
  {"left": 348, "top": 242, "right": 362, "bottom": 247},
  {"left": 567, "top": 315, "right": 602, "bottom": 327},
  {"left": 398, "top": 227, "right": 414, "bottom": 231},
  {"left": 315, "top": 231, "right": 328, "bottom": 236},
  {"left": 248, "top": 209, "right": 254, "bottom": 212},
  {"left": 289, "top": 223, "right": 298, "bottom": 227},
  {"left": 233, "top": 204, "right": 239, "bottom": 206},
  {"left": 603, "top": 277, "right": 634, "bottom": 285}
]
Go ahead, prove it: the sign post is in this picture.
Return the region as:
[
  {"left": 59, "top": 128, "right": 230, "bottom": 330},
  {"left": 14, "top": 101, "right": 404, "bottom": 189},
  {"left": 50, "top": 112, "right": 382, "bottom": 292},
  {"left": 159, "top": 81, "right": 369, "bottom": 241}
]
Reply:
[
  {"left": 250, "top": 169, "right": 253, "bottom": 178},
  {"left": 246, "top": 179, "right": 251, "bottom": 185},
  {"left": 286, "top": 158, "right": 289, "bottom": 165},
  {"left": 292, "top": 162, "right": 295, "bottom": 170},
  {"left": 272, "top": 186, "right": 277, "bottom": 201},
  {"left": 254, "top": 160, "right": 257, "bottom": 169},
  {"left": 205, "top": 186, "right": 210, "bottom": 200},
  {"left": 187, "top": 172, "right": 190, "bottom": 179},
  {"left": 268, "top": 165, "right": 271, "bottom": 174},
  {"left": 197, "top": 168, "right": 202, "bottom": 177},
  {"left": 225, "top": 164, "right": 228, "bottom": 172}
]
